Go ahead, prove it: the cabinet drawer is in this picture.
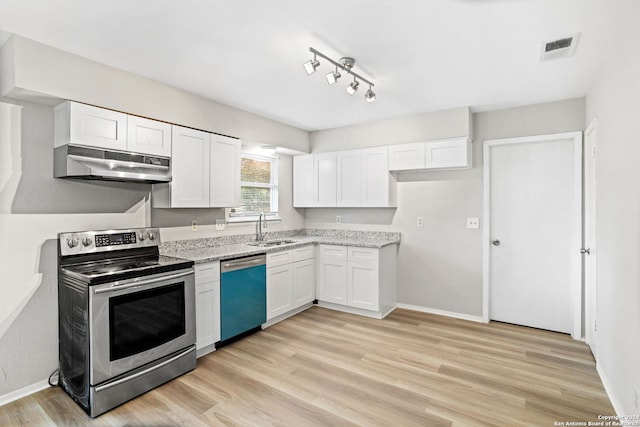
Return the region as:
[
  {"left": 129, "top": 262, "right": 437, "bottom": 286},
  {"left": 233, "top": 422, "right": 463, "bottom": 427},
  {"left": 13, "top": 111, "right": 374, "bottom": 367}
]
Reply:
[
  {"left": 348, "top": 247, "right": 378, "bottom": 262},
  {"left": 292, "top": 245, "right": 314, "bottom": 262},
  {"left": 318, "top": 244, "right": 347, "bottom": 259},
  {"left": 267, "top": 250, "right": 293, "bottom": 268},
  {"left": 195, "top": 261, "right": 220, "bottom": 283}
]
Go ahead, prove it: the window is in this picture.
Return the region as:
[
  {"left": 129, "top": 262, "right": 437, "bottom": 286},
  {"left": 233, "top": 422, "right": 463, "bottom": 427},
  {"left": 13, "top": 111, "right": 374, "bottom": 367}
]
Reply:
[{"left": 229, "top": 153, "right": 278, "bottom": 220}]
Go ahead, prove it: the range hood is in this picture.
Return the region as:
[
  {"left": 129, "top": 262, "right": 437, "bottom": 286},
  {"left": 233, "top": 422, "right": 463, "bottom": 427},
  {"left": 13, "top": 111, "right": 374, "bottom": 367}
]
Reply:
[{"left": 54, "top": 144, "right": 171, "bottom": 183}]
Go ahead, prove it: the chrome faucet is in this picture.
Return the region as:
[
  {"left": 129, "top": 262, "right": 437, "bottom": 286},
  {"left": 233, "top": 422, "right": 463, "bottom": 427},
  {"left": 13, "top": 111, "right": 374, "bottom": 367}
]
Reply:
[{"left": 255, "top": 213, "right": 267, "bottom": 241}]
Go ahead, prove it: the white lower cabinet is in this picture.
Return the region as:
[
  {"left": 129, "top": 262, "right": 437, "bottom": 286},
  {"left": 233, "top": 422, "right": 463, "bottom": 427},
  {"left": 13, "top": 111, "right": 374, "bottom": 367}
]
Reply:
[
  {"left": 316, "top": 244, "right": 397, "bottom": 318},
  {"left": 267, "top": 263, "right": 293, "bottom": 319},
  {"left": 266, "top": 245, "right": 315, "bottom": 321},
  {"left": 316, "top": 245, "right": 348, "bottom": 305},
  {"left": 195, "top": 261, "right": 220, "bottom": 357},
  {"left": 292, "top": 258, "right": 314, "bottom": 307}
]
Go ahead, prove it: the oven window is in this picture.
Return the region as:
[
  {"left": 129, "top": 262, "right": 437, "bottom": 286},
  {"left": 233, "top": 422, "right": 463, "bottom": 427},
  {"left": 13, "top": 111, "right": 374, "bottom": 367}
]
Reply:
[{"left": 109, "top": 282, "right": 185, "bottom": 361}]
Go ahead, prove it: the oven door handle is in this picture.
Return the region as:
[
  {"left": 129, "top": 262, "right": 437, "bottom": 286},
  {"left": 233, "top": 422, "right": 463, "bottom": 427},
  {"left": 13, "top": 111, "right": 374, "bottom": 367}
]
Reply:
[
  {"left": 94, "top": 346, "right": 195, "bottom": 393},
  {"left": 93, "top": 270, "right": 193, "bottom": 294}
]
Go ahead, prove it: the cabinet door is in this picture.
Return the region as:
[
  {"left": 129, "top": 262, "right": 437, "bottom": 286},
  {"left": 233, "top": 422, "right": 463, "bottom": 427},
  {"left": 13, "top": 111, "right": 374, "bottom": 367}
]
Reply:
[
  {"left": 170, "top": 126, "right": 210, "bottom": 207},
  {"left": 69, "top": 102, "right": 127, "bottom": 151},
  {"left": 293, "top": 154, "right": 315, "bottom": 207},
  {"left": 292, "top": 258, "right": 315, "bottom": 308},
  {"left": 337, "top": 150, "right": 362, "bottom": 207},
  {"left": 361, "top": 146, "right": 393, "bottom": 207},
  {"left": 314, "top": 152, "right": 337, "bottom": 207},
  {"left": 210, "top": 134, "right": 241, "bottom": 207},
  {"left": 196, "top": 281, "right": 218, "bottom": 349},
  {"left": 127, "top": 115, "right": 172, "bottom": 157},
  {"left": 267, "top": 264, "right": 293, "bottom": 320},
  {"left": 424, "top": 138, "right": 471, "bottom": 169},
  {"left": 388, "top": 142, "right": 425, "bottom": 171},
  {"left": 316, "top": 245, "right": 347, "bottom": 304},
  {"left": 195, "top": 262, "right": 220, "bottom": 351},
  {"left": 348, "top": 260, "right": 379, "bottom": 311}
]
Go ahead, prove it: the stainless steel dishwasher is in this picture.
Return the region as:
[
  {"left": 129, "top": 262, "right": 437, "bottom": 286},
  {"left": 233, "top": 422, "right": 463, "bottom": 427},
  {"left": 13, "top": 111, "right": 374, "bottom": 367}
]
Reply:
[{"left": 220, "top": 254, "right": 267, "bottom": 343}]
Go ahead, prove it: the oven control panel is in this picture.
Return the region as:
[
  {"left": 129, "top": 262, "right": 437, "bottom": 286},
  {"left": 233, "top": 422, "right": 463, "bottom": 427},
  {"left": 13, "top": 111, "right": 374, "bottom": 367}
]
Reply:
[
  {"left": 95, "top": 232, "right": 136, "bottom": 247},
  {"left": 59, "top": 228, "right": 160, "bottom": 256}
]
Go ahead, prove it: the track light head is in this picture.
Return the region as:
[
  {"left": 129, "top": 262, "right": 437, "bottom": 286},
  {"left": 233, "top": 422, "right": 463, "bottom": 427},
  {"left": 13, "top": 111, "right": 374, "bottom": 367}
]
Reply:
[
  {"left": 346, "top": 79, "right": 360, "bottom": 95},
  {"left": 326, "top": 67, "right": 342, "bottom": 85},
  {"left": 303, "top": 53, "right": 320, "bottom": 75},
  {"left": 365, "top": 86, "right": 376, "bottom": 103}
]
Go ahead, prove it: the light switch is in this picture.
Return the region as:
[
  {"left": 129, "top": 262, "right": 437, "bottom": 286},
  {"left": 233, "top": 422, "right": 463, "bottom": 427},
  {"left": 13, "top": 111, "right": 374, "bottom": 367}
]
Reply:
[{"left": 467, "top": 218, "right": 480, "bottom": 229}]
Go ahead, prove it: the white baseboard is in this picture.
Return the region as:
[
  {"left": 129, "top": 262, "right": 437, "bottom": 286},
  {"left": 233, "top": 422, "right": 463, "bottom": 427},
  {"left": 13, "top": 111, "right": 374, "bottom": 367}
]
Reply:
[
  {"left": 0, "top": 379, "right": 50, "bottom": 407},
  {"left": 597, "top": 363, "right": 624, "bottom": 416},
  {"left": 316, "top": 301, "right": 384, "bottom": 319},
  {"left": 396, "top": 303, "right": 485, "bottom": 323}
]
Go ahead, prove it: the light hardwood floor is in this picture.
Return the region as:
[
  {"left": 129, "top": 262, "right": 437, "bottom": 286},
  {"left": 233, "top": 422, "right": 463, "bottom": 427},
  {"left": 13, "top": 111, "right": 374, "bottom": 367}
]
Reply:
[{"left": 0, "top": 307, "right": 614, "bottom": 426}]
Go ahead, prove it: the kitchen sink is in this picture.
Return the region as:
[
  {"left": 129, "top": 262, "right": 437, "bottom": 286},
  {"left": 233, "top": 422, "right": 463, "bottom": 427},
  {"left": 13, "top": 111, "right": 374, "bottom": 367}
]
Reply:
[{"left": 247, "top": 239, "right": 296, "bottom": 247}]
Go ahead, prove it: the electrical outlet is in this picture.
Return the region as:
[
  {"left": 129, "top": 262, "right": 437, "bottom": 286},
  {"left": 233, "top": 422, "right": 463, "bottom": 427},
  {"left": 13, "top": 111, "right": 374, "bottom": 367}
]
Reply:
[
  {"left": 191, "top": 220, "right": 198, "bottom": 231},
  {"left": 467, "top": 218, "right": 480, "bottom": 229},
  {"left": 215, "top": 219, "right": 225, "bottom": 231},
  {"left": 417, "top": 216, "right": 423, "bottom": 227},
  {"left": 336, "top": 215, "right": 341, "bottom": 224}
]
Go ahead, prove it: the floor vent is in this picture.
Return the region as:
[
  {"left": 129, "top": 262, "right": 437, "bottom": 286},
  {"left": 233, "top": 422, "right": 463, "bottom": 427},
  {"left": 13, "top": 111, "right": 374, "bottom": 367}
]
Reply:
[{"left": 540, "top": 34, "right": 579, "bottom": 61}]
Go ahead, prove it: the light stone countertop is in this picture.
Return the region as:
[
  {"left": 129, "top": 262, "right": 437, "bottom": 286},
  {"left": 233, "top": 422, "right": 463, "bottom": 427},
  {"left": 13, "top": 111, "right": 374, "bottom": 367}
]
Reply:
[{"left": 161, "top": 234, "right": 400, "bottom": 264}]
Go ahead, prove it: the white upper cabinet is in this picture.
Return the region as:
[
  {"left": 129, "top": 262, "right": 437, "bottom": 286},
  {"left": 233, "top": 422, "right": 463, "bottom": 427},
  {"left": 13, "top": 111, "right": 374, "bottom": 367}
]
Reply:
[
  {"left": 361, "top": 146, "right": 396, "bottom": 207},
  {"left": 387, "top": 137, "right": 471, "bottom": 171},
  {"left": 424, "top": 137, "right": 471, "bottom": 169},
  {"left": 337, "top": 150, "right": 362, "bottom": 207},
  {"left": 315, "top": 152, "right": 337, "bottom": 207},
  {"left": 295, "top": 148, "right": 396, "bottom": 208},
  {"left": 153, "top": 126, "right": 241, "bottom": 208},
  {"left": 169, "top": 126, "right": 211, "bottom": 208},
  {"left": 209, "top": 134, "right": 241, "bottom": 207},
  {"left": 337, "top": 147, "right": 396, "bottom": 208},
  {"left": 293, "top": 152, "right": 337, "bottom": 207},
  {"left": 127, "top": 115, "right": 172, "bottom": 157},
  {"left": 56, "top": 101, "right": 128, "bottom": 151},
  {"left": 388, "top": 142, "right": 425, "bottom": 171},
  {"left": 293, "top": 154, "right": 315, "bottom": 207}
]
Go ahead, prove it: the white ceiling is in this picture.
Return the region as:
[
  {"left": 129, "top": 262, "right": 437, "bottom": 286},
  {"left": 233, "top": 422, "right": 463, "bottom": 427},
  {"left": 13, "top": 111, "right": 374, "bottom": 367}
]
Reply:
[{"left": 0, "top": 0, "right": 630, "bottom": 131}]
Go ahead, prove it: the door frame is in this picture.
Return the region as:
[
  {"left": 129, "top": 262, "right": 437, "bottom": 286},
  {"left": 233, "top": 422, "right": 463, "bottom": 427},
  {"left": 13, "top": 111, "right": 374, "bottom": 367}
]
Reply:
[
  {"left": 584, "top": 119, "right": 598, "bottom": 354},
  {"left": 482, "top": 132, "right": 583, "bottom": 339}
]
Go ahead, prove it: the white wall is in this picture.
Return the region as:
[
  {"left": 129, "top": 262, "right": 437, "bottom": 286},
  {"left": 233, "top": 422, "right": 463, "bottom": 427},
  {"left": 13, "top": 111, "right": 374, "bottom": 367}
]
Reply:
[
  {"left": 1, "top": 35, "right": 309, "bottom": 153},
  {"left": 0, "top": 101, "right": 148, "bottom": 398},
  {"left": 585, "top": 1, "right": 640, "bottom": 415},
  {"left": 307, "top": 99, "right": 584, "bottom": 318},
  {"left": 0, "top": 34, "right": 309, "bottom": 401}
]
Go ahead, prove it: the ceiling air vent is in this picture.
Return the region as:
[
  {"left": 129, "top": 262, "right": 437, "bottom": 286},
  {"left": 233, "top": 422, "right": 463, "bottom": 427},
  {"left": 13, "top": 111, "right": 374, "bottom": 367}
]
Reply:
[{"left": 540, "top": 33, "right": 579, "bottom": 61}]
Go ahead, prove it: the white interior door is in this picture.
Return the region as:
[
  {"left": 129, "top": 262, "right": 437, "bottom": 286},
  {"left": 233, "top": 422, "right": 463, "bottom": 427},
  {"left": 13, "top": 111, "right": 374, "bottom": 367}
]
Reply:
[
  {"left": 584, "top": 121, "right": 598, "bottom": 356},
  {"left": 484, "top": 132, "right": 582, "bottom": 337}
]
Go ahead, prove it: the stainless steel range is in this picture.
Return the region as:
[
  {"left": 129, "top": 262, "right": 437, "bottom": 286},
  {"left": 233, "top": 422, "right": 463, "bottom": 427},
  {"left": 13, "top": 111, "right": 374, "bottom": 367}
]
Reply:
[{"left": 57, "top": 227, "right": 196, "bottom": 418}]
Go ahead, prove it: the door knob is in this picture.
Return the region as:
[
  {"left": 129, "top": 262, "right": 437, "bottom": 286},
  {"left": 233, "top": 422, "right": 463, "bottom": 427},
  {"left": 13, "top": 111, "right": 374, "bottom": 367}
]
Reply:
[
  {"left": 492, "top": 239, "right": 501, "bottom": 246},
  {"left": 580, "top": 248, "right": 591, "bottom": 255}
]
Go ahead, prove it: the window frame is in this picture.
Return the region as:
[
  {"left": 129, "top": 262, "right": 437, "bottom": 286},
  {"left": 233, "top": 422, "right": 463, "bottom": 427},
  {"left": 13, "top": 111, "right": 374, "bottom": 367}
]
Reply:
[{"left": 227, "top": 153, "right": 280, "bottom": 223}]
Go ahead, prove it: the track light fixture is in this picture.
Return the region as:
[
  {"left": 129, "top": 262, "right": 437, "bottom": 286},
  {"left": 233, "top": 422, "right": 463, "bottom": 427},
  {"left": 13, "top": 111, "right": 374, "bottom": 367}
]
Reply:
[{"left": 304, "top": 47, "right": 376, "bottom": 102}]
